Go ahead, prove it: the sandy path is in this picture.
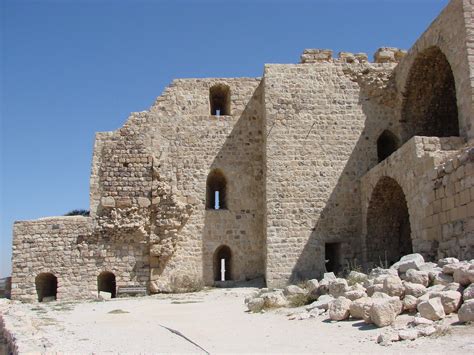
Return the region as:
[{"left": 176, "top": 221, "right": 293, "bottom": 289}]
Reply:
[{"left": 2, "top": 288, "right": 474, "bottom": 353}]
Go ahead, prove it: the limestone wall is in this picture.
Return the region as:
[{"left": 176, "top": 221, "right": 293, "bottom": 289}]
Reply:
[
  {"left": 11, "top": 216, "right": 151, "bottom": 302},
  {"left": 393, "top": 0, "right": 474, "bottom": 142},
  {"left": 432, "top": 146, "right": 474, "bottom": 258},
  {"left": 263, "top": 60, "right": 397, "bottom": 287}
]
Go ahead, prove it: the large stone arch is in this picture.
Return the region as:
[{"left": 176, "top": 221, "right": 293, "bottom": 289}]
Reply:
[
  {"left": 35, "top": 272, "right": 58, "bottom": 302},
  {"left": 393, "top": 0, "right": 472, "bottom": 141},
  {"left": 401, "top": 46, "right": 459, "bottom": 141},
  {"left": 366, "top": 176, "right": 412, "bottom": 267}
]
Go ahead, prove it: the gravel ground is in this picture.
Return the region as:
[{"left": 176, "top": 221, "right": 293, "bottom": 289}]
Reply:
[{"left": 1, "top": 288, "right": 474, "bottom": 354}]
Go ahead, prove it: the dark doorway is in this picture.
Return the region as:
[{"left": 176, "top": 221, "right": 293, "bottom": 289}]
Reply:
[
  {"left": 214, "top": 245, "right": 232, "bottom": 281},
  {"left": 98, "top": 271, "right": 116, "bottom": 298},
  {"left": 325, "top": 243, "right": 341, "bottom": 274},
  {"left": 35, "top": 273, "right": 58, "bottom": 302},
  {"left": 366, "top": 177, "right": 412, "bottom": 267}
]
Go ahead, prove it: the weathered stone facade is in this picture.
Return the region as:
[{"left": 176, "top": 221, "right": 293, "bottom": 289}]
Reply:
[{"left": 10, "top": 0, "right": 474, "bottom": 301}]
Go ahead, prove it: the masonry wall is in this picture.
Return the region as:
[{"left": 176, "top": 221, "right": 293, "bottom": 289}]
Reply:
[
  {"left": 393, "top": 0, "right": 474, "bottom": 142},
  {"left": 263, "top": 61, "right": 398, "bottom": 287},
  {"left": 432, "top": 146, "right": 474, "bottom": 258}
]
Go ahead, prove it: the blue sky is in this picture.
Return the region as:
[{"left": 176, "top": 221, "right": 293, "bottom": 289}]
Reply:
[{"left": 0, "top": 0, "right": 449, "bottom": 277}]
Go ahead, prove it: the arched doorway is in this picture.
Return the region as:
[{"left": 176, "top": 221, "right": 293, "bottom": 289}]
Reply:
[
  {"left": 214, "top": 245, "right": 232, "bottom": 281},
  {"left": 377, "top": 130, "right": 399, "bottom": 162},
  {"left": 402, "top": 46, "right": 459, "bottom": 141},
  {"left": 366, "top": 177, "right": 412, "bottom": 266},
  {"left": 98, "top": 271, "right": 116, "bottom": 298},
  {"left": 35, "top": 273, "right": 57, "bottom": 302}
]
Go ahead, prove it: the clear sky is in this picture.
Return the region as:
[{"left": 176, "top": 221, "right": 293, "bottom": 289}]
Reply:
[{"left": 0, "top": 0, "right": 450, "bottom": 277}]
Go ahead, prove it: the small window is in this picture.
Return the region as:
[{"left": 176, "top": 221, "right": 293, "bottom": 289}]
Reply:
[
  {"left": 206, "top": 169, "right": 227, "bottom": 210},
  {"left": 210, "top": 84, "right": 230, "bottom": 116},
  {"left": 214, "top": 245, "right": 232, "bottom": 281},
  {"left": 377, "top": 130, "right": 399, "bottom": 162}
]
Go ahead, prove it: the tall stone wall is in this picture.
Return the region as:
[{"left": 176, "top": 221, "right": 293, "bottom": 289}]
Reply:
[{"left": 263, "top": 60, "right": 397, "bottom": 287}]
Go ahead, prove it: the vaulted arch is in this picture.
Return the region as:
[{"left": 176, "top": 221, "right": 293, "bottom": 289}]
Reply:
[
  {"left": 402, "top": 46, "right": 459, "bottom": 141},
  {"left": 206, "top": 169, "right": 227, "bottom": 210},
  {"left": 366, "top": 177, "right": 412, "bottom": 266}
]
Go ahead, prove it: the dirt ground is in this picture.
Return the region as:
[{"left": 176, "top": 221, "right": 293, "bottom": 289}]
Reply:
[{"left": 1, "top": 288, "right": 474, "bottom": 354}]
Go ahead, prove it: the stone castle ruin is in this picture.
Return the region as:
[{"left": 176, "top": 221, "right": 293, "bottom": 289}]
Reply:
[{"left": 10, "top": 0, "right": 474, "bottom": 302}]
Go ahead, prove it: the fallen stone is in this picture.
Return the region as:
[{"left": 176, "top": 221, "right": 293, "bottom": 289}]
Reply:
[
  {"left": 370, "top": 299, "right": 399, "bottom": 327},
  {"left": 404, "top": 282, "right": 426, "bottom": 298},
  {"left": 247, "top": 297, "right": 265, "bottom": 312},
  {"left": 306, "top": 294, "right": 334, "bottom": 311},
  {"left": 417, "top": 297, "right": 445, "bottom": 321},
  {"left": 402, "top": 295, "right": 418, "bottom": 312},
  {"left": 284, "top": 285, "right": 306, "bottom": 296},
  {"left": 405, "top": 269, "right": 429, "bottom": 287},
  {"left": 391, "top": 254, "right": 424, "bottom": 273},
  {"left": 458, "top": 299, "right": 474, "bottom": 323},
  {"left": 442, "top": 282, "right": 464, "bottom": 293},
  {"left": 347, "top": 271, "right": 368, "bottom": 286},
  {"left": 369, "top": 267, "right": 398, "bottom": 280},
  {"left": 328, "top": 297, "right": 352, "bottom": 321},
  {"left": 350, "top": 297, "right": 373, "bottom": 319},
  {"left": 442, "top": 262, "right": 469, "bottom": 275},
  {"left": 418, "top": 262, "right": 438, "bottom": 272},
  {"left": 432, "top": 271, "right": 454, "bottom": 285},
  {"left": 344, "top": 289, "right": 367, "bottom": 301},
  {"left": 418, "top": 325, "right": 437, "bottom": 337},
  {"left": 305, "top": 279, "right": 319, "bottom": 293},
  {"left": 398, "top": 329, "right": 419, "bottom": 341},
  {"left": 413, "top": 317, "right": 433, "bottom": 326},
  {"left": 438, "top": 257, "right": 459, "bottom": 267},
  {"left": 366, "top": 284, "right": 384, "bottom": 297},
  {"left": 453, "top": 265, "right": 474, "bottom": 286},
  {"left": 98, "top": 291, "right": 112, "bottom": 300},
  {"left": 328, "top": 278, "right": 348, "bottom": 298},
  {"left": 463, "top": 284, "right": 474, "bottom": 301},
  {"left": 383, "top": 276, "right": 404, "bottom": 297},
  {"left": 261, "top": 291, "right": 288, "bottom": 308},
  {"left": 429, "top": 290, "right": 462, "bottom": 314},
  {"left": 377, "top": 332, "right": 399, "bottom": 345}
]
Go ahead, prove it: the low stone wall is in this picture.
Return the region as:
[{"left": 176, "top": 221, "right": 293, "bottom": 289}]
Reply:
[{"left": 431, "top": 146, "right": 474, "bottom": 258}]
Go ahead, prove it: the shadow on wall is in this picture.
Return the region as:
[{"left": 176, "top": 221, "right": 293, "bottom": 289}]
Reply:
[
  {"left": 289, "top": 45, "right": 461, "bottom": 282},
  {"left": 289, "top": 69, "right": 401, "bottom": 282},
  {"left": 202, "top": 81, "right": 266, "bottom": 286}
]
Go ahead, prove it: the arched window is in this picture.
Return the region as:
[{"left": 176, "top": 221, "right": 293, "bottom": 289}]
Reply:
[
  {"left": 377, "top": 130, "right": 399, "bottom": 162},
  {"left": 98, "top": 271, "right": 116, "bottom": 298},
  {"left": 209, "top": 84, "right": 230, "bottom": 116},
  {"left": 214, "top": 245, "right": 232, "bottom": 281},
  {"left": 402, "top": 46, "right": 459, "bottom": 141},
  {"left": 35, "top": 273, "right": 57, "bottom": 302},
  {"left": 206, "top": 169, "right": 227, "bottom": 210}
]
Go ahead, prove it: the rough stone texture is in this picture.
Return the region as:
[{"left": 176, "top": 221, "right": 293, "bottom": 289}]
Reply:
[
  {"left": 404, "top": 269, "right": 430, "bottom": 286},
  {"left": 403, "top": 295, "right": 418, "bottom": 312},
  {"left": 350, "top": 297, "right": 373, "bottom": 319},
  {"left": 429, "top": 290, "right": 462, "bottom": 314},
  {"left": 463, "top": 283, "right": 474, "bottom": 301},
  {"left": 10, "top": 0, "right": 474, "bottom": 301},
  {"left": 382, "top": 276, "right": 405, "bottom": 297},
  {"left": 370, "top": 298, "right": 401, "bottom": 327},
  {"left": 328, "top": 297, "right": 352, "bottom": 321},
  {"left": 458, "top": 299, "right": 474, "bottom": 322},
  {"left": 417, "top": 297, "right": 446, "bottom": 320}
]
